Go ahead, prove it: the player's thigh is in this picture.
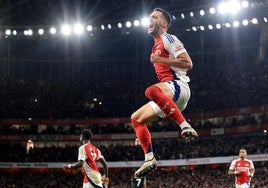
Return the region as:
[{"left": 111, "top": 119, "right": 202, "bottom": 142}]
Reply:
[
  {"left": 131, "top": 103, "right": 159, "bottom": 123},
  {"left": 154, "top": 82, "right": 174, "bottom": 99}
]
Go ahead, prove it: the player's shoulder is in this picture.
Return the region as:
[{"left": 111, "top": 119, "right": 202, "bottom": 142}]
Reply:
[{"left": 161, "top": 33, "right": 178, "bottom": 43}]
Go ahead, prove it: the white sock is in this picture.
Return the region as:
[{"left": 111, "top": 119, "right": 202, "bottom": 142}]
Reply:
[
  {"left": 145, "top": 152, "right": 154, "bottom": 161},
  {"left": 179, "top": 121, "right": 191, "bottom": 130}
]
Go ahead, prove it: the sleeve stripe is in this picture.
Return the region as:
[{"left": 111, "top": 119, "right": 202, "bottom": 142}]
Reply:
[{"left": 163, "top": 33, "right": 175, "bottom": 43}]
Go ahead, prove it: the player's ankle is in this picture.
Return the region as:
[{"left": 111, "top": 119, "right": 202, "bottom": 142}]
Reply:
[
  {"left": 179, "top": 120, "right": 191, "bottom": 130},
  {"left": 145, "top": 152, "right": 154, "bottom": 161}
]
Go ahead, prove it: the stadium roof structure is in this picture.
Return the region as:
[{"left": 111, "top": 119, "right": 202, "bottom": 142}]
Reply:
[{"left": 0, "top": 0, "right": 267, "bottom": 34}]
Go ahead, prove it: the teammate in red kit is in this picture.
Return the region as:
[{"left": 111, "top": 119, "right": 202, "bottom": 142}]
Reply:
[
  {"left": 228, "top": 148, "right": 255, "bottom": 188},
  {"left": 131, "top": 8, "right": 198, "bottom": 177},
  {"left": 64, "top": 129, "right": 109, "bottom": 188}
]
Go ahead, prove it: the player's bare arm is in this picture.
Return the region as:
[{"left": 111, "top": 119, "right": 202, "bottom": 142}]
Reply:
[
  {"left": 64, "top": 160, "right": 83, "bottom": 169},
  {"left": 228, "top": 169, "right": 241, "bottom": 175},
  {"left": 150, "top": 52, "right": 192, "bottom": 69}
]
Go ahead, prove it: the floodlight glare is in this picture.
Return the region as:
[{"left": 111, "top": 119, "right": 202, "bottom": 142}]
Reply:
[
  {"left": 200, "top": 26, "right": 205, "bottom": 30},
  {"left": 24, "top": 30, "right": 28, "bottom": 35},
  {"left": 181, "top": 13, "right": 185, "bottom": 19},
  {"left": 233, "top": 21, "right": 240, "bottom": 27},
  {"left": 118, "top": 23, "right": 122, "bottom": 28},
  {"left": 216, "top": 24, "right": 221, "bottom": 29},
  {"left": 126, "top": 21, "right": 131, "bottom": 28},
  {"left": 86, "top": 25, "right": 93, "bottom": 31},
  {"left": 190, "top": 11, "right": 194, "bottom": 17},
  {"left": 264, "top": 17, "right": 268, "bottom": 23},
  {"left": 208, "top": 25, "right": 213, "bottom": 30},
  {"left": 252, "top": 18, "right": 258, "bottom": 24},
  {"left": 28, "top": 29, "right": 33, "bottom": 36},
  {"left": 61, "top": 25, "right": 71, "bottom": 35},
  {"left": 5, "top": 29, "right": 11, "bottom": 35},
  {"left": 38, "top": 29, "right": 44, "bottom": 35},
  {"left": 141, "top": 17, "right": 149, "bottom": 26},
  {"left": 107, "top": 24, "right": 112, "bottom": 29},
  {"left": 192, "top": 26, "right": 197, "bottom": 31},
  {"left": 134, "top": 20, "right": 140, "bottom": 27},
  {"left": 241, "top": 0, "right": 249, "bottom": 8},
  {"left": 200, "top": 10, "right": 205, "bottom": 16},
  {"left": 218, "top": 2, "right": 228, "bottom": 14},
  {"left": 209, "top": 7, "right": 216, "bottom": 14},
  {"left": 49, "top": 27, "right": 57, "bottom": 35},
  {"left": 242, "top": 19, "right": 249, "bottom": 25},
  {"left": 225, "top": 23, "right": 231, "bottom": 28},
  {"left": 101, "top": 25, "right": 105, "bottom": 30},
  {"left": 13, "top": 30, "right": 17, "bottom": 35},
  {"left": 73, "top": 23, "right": 84, "bottom": 35},
  {"left": 50, "top": 27, "right": 56, "bottom": 34}
]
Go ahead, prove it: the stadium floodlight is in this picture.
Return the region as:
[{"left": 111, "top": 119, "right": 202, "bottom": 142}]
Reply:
[
  {"left": 209, "top": 7, "right": 216, "bottom": 14},
  {"left": 107, "top": 24, "right": 112, "bottom": 29},
  {"left": 216, "top": 24, "right": 221, "bottom": 29},
  {"left": 208, "top": 25, "right": 213, "bottom": 30},
  {"left": 126, "top": 21, "right": 132, "bottom": 28},
  {"left": 218, "top": 2, "right": 228, "bottom": 14},
  {"left": 141, "top": 17, "right": 149, "bottom": 27},
  {"left": 200, "top": 25, "right": 205, "bottom": 30},
  {"left": 225, "top": 23, "right": 231, "bottom": 28},
  {"left": 242, "top": 19, "right": 249, "bottom": 26},
  {"left": 13, "top": 30, "right": 17, "bottom": 35},
  {"left": 61, "top": 24, "right": 71, "bottom": 35},
  {"left": 73, "top": 23, "right": 84, "bottom": 35},
  {"left": 181, "top": 13, "right": 185, "bottom": 19},
  {"left": 117, "top": 22, "right": 122, "bottom": 28},
  {"left": 86, "top": 25, "right": 93, "bottom": 31},
  {"left": 241, "top": 0, "right": 249, "bottom": 8},
  {"left": 192, "top": 26, "right": 197, "bottom": 31},
  {"left": 5, "top": 29, "right": 11, "bottom": 35},
  {"left": 24, "top": 30, "right": 28, "bottom": 35},
  {"left": 200, "top": 10, "right": 205, "bottom": 16},
  {"left": 133, "top": 20, "right": 140, "bottom": 27},
  {"left": 190, "top": 11, "right": 194, "bottom": 17},
  {"left": 233, "top": 21, "right": 240, "bottom": 27},
  {"left": 38, "top": 29, "right": 44, "bottom": 35},
  {"left": 28, "top": 29, "right": 33, "bottom": 36},
  {"left": 252, "top": 18, "right": 258, "bottom": 24},
  {"left": 218, "top": 0, "right": 241, "bottom": 15},
  {"left": 264, "top": 17, "right": 268, "bottom": 23},
  {"left": 101, "top": 25, "right": 105, "bottom": 30},
  {"left": 50, "top": 27, "right": 56, "bottom": 34}
]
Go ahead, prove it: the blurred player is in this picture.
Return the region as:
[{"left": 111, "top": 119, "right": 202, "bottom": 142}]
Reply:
[
  {"left": 228, "top": 148, "right": 255, "bottom": 188},
  {"left": 64, "top": 129, "right": 109, "bottom": 188},
  {"left": 131, "top": 176, "right": 147, "bottom": 188},
  {"left": 131, "top": 8, "right": 197, "bottom": 177}
]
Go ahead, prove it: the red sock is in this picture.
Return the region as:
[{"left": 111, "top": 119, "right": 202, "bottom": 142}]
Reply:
[
  {"left": 131, "top": 119, "right": 153, "bottom": 154},
  {"left": 145, "top": 85, "right": 185, "bottom": 124}
]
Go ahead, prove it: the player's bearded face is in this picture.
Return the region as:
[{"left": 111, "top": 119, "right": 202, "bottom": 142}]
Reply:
[{"left": 148, "top": 20, "right": 161, "bottom": 35}]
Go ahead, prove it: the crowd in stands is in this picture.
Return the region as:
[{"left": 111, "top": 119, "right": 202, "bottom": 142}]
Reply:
[
  {"left": 1, "top": 164, "right": 268, "bottom": 188},
  {"left": 0, "top": 62, "right": 267, "bottom": 119},
  {"left": 0, "top": 132, "right": 267, "bottom": 162}
]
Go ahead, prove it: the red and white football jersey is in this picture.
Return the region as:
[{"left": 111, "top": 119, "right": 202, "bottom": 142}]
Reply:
[
  {"left": 151, "top": 32, "right": 190, "bottom": 83},
  {"left": 229, "top": 158, "right": 254, "bottom": 185}
]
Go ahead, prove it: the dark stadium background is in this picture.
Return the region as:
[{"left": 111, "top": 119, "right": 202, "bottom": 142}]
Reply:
[{"left": 0, "top": 0, "right": 267, "bottom": 187}]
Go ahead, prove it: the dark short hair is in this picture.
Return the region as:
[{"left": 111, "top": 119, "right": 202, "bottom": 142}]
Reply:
[
  {"left": 154, "top": 8, "right": 172, "bottom": 27},
  {"left": 81, "top": 129, "right": 93, "bottom": 141}
]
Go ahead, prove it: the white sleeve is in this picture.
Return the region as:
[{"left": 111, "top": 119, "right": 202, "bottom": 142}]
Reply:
[
  {"left": 162, "top": 34, "right": 187, "bottom": 58},
  {"left": 78, "top": 145, "right": 86, "bottom": 161},
  {"left": 229, "top": 160, "right": 236, "bottom": 170},
  {"left": 96, "top": 148, "right": 104, "bottom": 160},
  {"left": 250, "top": 160, "right": 254, "bottom": 169}
]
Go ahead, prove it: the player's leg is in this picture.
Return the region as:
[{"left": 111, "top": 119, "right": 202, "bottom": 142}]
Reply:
[
  {"left": 131, "top": 103, "right": 158, "bottom": 177},
  {"left": 145, "top": 81, "right": 197, "bottom": 139}
]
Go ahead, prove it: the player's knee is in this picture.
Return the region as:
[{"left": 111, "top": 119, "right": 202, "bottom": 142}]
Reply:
[{"left": 145, "top": 85, "right": 160, "bottom": 99}]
